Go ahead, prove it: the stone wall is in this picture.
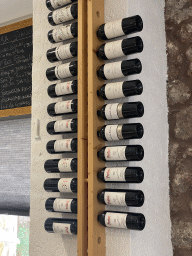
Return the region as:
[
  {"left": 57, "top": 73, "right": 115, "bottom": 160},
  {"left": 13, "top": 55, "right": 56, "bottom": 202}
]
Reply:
[{"left": 165, "top": 1, "right": 192, "bottom": 255}]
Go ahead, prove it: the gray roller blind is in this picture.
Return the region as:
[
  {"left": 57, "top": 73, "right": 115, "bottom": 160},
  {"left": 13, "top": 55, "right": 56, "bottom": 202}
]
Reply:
[{"left": 0, "top": 118, "right": 31, "bottom": 216}]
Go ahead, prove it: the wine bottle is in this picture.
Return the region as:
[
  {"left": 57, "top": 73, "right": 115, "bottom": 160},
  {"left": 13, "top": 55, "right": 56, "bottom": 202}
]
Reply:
[
  {"left": 97, "top": 80, "right": 143, "bottom": 100},
  {"left": 98, "top": 189, "right": 144, "bottom": 207},
  {"left": 97, "top": 145, "right": 144, "bottom": 162},
  {"left": 46, "top": 61, "right": 77, "bottom": 81},
  {"left": 45, "top": 218, "right": 77, "bottom": 235},
  {"left": 47, "top": 99, "right": 77, "bottom": 116},
  {"left": 44, "top": 178, "right": 77, "bottom": 193},
  {"left": 47, "top": 118, "right": 77, "bottom": 135},
  {"left": 46, "top": 138, "right": 77, "bottom": 154},
  {"left": 45, "top": 197, "right": 77, "bottom": 213},
  {"left": 98, "top": 211, "right": 145, "bottom": 231},
  {"left": 97, "top": 123, "right": 144, "bottom": 141},
  {"left": 44, "top": 158, "right": 77, "bottom": 173},
  {"left": 48, "top": 22, "right": 77, "bottom": 43},
  {"left": 47, "top": 42, "right": 77, "bottom": 63},
  {"left": 48, "top": 3, "right": 77, "bottom": 26},
  {"left": 97, "top": 15, "right": 143, "bottom": 40},
  {"left": 97, "top": 167, "right": 144, "bottom": 183},
  {"left": 97, "top": 102, "right": 144, "bottom": 120},
  {"left": 97, "top": 37, "right": 143, "bottom": 60},
  {"left": 48, "top": 80, "right": 77, "bottom": 98},
  {"left": 46, "top": 0, "right": 76, "bottom": 11},
  {"left": 97, "top": 59, "right": 142, "bottom": 80}
]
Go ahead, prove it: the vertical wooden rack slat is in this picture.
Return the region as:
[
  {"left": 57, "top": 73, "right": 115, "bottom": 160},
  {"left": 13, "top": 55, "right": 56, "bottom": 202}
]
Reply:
[
  {"left": 87, "top": 1, "right": 106, "bottom": 255},
  {"left": 77, "top": 0, "right": 88, "bottom": 255}
]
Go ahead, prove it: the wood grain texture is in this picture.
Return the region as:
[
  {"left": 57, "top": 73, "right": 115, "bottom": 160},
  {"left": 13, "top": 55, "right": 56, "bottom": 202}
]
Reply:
[{"left": 0, "top": 106, "right": 31, "bottom": 118}]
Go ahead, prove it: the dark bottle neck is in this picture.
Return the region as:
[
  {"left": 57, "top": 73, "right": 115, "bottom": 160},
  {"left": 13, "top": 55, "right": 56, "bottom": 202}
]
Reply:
[
  {"left": 44, "top": 179, "right": 60, "bottom": 192},
  {"left": 122, "top": 80, "right": 143, "bottom": 97},
  {"left": 44, "top": 159, "right": 60, "bottom": 173},
  {"left": 122, "top": 36, "right": 143, "bottom": 55},
  {"left": 121, "top": 59, "right": 142, "bottom": 76},
  {"left": 122, "top": 102, "right": 144, "bottom": 118},
  {"left": 122, "top": 15, "right": 143, "bottom": 35},
  {"left": 125, "top": 145, "right": 144, "bottom": 161}
]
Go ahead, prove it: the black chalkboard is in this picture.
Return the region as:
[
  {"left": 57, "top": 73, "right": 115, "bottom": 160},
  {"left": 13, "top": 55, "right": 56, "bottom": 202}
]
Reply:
[{"left": 0, "top": 24, "right": 32, "bottom": 113}]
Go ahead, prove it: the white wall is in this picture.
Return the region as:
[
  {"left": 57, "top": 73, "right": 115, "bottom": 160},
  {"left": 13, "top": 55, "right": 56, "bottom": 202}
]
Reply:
[{"left": 104, "top": 0, "right": 173, "bottom": 256}]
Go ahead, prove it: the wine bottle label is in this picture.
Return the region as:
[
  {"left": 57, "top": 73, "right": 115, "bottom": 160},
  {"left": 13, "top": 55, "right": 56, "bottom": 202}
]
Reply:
[
  {"left": 58, "top": 158, "right": 73, "bottom": 172},
  {"left": 104, "top": 40, "right": 124, "bottom": 59},
  {"left": 58, "top": 178, "right": 73, "bottom": 192},
  {"left": 104, "top": 61, "right": 123, "bottom": 80},
  {"left": 105, "top": 82, "right": 124, "bottom": 99},
  {"left": 55, "top": 63, "right": 72, "bottom": 80},
  {"left": 52, "top": 24, "right": 73, "bottom": 43},
  {"left": 104, "top": 192, "right": 127, "bottom": 206},
  {"left": 53, "top": 198, "right": 73, "bottom": 212},
  {"left": 54, "top": 100, "right": 72, "bottom": 114},
  {"left": 52, "top": 5, "right": 73, "bottom": 25},
  {"left": 105, "top": 125, "right": 119, "bottom": 141},
  {"left": 50, "top": 0, "right": 72, "bottom": 9},
  {"left": 54, "top": 139, "right": 73, "bottom": 152},
  {"left": 105, "top": 212, "right": 127, "bottom": 229},
  {"left": 104, "top": 20, "right": 124, "bottom": 39},
  {"left": 54, "top": 119, "right": 72, "bottom": 132},
  {"left": 104, "top": 167, "right": 126, "bottom": 181},
  {"left": 105, "top": 103, "right": 119, "bottom": 120},
  {"left": 53, "top": 223, "right": 72, "bottom": 235},
  {"left": 104, "top": 146, "right": 127, "bottom": 161},
  {"left": 55, "top": 44, "right": 73, "bottom": 61},
  {"left": 55, "top": 81, "right": 73, "bottom": 96}
]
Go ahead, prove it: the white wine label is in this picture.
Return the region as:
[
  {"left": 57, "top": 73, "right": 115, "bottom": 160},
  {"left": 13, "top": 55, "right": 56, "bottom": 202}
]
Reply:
[
  {"left": 53, "top": 198, "right": 73, "bottom": 212},
  {"left": 54, "top": 100, "right": 72, "bottom": 114},
  {"left": 52, "top": 24, "right": 73, "bottom": 43},
  {"left": 105, "top": 82, "right": 124, "bottom": 100},
  {"left": 104, "top": 61, "right": 123, "bottom": 80},
  {"left": 52, "top": 5, "right": 73, "bottom": 25},
  {"left": 104, "top": 146, "right": 127, "bottom": 161},
  {"left": 104, "top": 40, "right": 124, "bottom": 59},
  {"left": 54, "top": 119, "right": 72, "bottom": 132},
  {"left": 54, "top": 139, "right": 73, "bottom": 152},
  {"left": 104, "top": 20, "right": 124, "bottom": 39},
  {"left": 58, "top": 158, "right": 73, "bottom": 172},
  {"left": 50, "top": 0, "right": 72, "bottom": 9},
  {"left": 55, "top": 81, "right": 73, "bottom": 96},
  {"left": 104, "top": 167, "right": 126, "bottom": 181},
  {"left": 104, "top": 192, "right": 127, "bottom": 206},
  {"left": 105, "top": 212, "right": 127, "bottom": 229},
  {"left": 105, "top": 103, "right": 119, "bottom": 120},
  {"left": 55, "top": 63, "right": 72, "bottom": 80},
  {"left": 105, "top": 125, "right": 119, "bottom": 141},
  {"left": 55, "top": 44, "right": 73, "bottom": 61},
  {"left": 58, "top": 178, "right": 73, "bottom": 192},
  {"left": 53, "top": 223, "right": 72, "bottom": 235}
]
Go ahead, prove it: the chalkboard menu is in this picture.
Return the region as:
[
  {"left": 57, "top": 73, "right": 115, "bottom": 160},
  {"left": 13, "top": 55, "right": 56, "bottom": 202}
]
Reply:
[{"left": 0, "top": 18, "right": 32, "bottom": 117}]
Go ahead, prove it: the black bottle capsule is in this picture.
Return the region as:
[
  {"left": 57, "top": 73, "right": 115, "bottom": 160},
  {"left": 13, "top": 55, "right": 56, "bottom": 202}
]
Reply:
[
  {"left": 97, "top": 80, "right": 143, "bottom": 100},
  {"left": 47, "top": 99, "right": 77, "bottom": 116},
  {"left": 46, "top": 61, "right": 77, "bottom": 81},
  {"left": 46, "top": 0, "right": 76, "bottom": 11},
  {"left": 97, "top": 37, "right": 143, "bottom": 60},
  {"left": 46, "top": 138, "right": 77, "bottom": 154},
  {"left": 45, "top": 218, "right": 77, "bottom": 235},
  {"left": 97, "top": 123, "right": 144, "bottom": 141},
  {"left": 47, "top": 42, "right": 77, "bottom": 63},
  {"left": 98, "top": 189, "right": 144, "bottom": 207},
  {"left": 48, "top": 22, "right": 78, "bottom": 43},
  {"left": 48, "top": 3, "right": 77, "bottom": 26},
  {"left": 44, "top": 158, "right": 77, "bottom": 173},
  {"left": 97, "top": 102, "right": 144, "bottom": 120},
  {"left": 45, "top": 197, "right": 77, "bottom": 213},
  {"left": 97, "top": 15, "right": 143, "bottom": 40},
  {"left": 44, "top": 178, "right": 77, "bottom": 193},
  {"left": 48, "top": 80, "right": 77, "bottom": 98},
  {"left": 97, "top": 145, "right": 144, "bottom": 162},
  {"left": 97, "top": 167, "right": 144, "bottom": 183},
  {"left": 98, "top": 211, "right": 145, "bottom": 231},
  {"left": 47, "top": 118, "right": 77, "bottom": 135},
  {"left": 97, "top": 59, "right": 142, "bottom": 80}
]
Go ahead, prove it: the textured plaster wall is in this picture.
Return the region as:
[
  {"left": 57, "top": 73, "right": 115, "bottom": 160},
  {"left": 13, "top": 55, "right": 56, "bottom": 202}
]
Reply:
[
  {"left": 104, "top": 0, "right": 173, "bottom": 256},
  {"left": 165, "top": 1, "right": 192, "bottom": 255}
]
